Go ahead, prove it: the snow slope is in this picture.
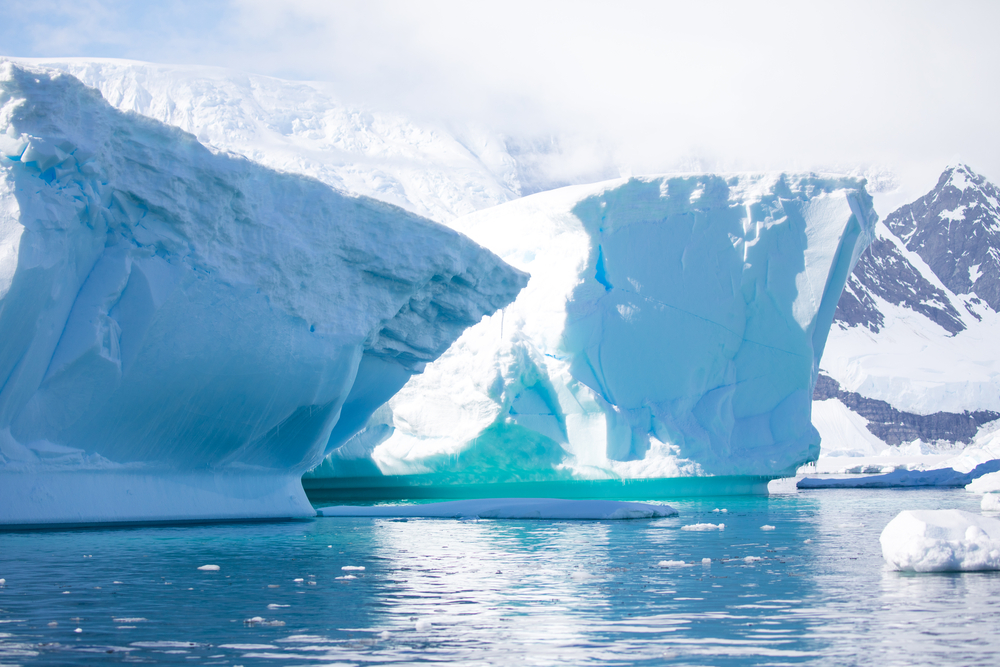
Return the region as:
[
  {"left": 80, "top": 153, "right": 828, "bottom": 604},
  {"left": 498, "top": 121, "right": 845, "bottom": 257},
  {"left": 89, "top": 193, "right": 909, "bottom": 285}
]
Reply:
[
  {"left": 306, "top": 173, "right": 876, "bottom": 488},
  {"left": 0, "top": 63, "right": 526, "bottom": 525},
  {"left": 14, "top": 57, "right": 524, "bottom": 223}
]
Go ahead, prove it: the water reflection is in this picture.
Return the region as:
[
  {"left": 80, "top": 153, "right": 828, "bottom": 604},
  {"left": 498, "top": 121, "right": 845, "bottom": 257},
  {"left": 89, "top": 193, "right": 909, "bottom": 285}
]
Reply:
[{"left": 1, "top": 490, "right": 999, "bottom": 665}]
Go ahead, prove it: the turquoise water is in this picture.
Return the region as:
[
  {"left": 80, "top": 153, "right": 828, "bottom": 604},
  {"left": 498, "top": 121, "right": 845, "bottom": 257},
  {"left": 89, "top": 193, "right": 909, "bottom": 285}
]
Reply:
[{"left": 2, "top": 489, "right": 999, "bottom": 666}]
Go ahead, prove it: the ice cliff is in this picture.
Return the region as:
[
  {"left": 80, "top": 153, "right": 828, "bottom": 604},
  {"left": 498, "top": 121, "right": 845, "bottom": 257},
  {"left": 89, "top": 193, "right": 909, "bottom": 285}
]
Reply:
[
  {"left": 0, "top": 63, "right": 526, "bottom": 525},
  {"left": 306, "top": 173, "right": 876, "bottom": 494}
]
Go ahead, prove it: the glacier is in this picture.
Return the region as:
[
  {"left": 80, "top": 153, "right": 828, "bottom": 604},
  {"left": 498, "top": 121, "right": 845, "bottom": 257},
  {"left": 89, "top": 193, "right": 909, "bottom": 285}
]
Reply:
[
  {"left": 306, "top": 173, "right": 877, "bottom": 499},
  {"left": 0, "top": 63, "right": 526, "bottom": 525}
]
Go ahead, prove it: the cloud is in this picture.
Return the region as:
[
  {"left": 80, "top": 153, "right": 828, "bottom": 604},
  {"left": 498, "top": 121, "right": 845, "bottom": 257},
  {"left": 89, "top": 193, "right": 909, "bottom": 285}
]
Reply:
[{"left": 2, "top": 0, "right": 999, "bottom": 202}]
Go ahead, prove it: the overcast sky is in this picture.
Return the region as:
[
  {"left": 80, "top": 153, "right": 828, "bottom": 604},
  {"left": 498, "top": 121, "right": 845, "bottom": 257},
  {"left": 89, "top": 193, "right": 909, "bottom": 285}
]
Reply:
[{"left": 2, "top": 0, "right": 998, "bottom": 209}]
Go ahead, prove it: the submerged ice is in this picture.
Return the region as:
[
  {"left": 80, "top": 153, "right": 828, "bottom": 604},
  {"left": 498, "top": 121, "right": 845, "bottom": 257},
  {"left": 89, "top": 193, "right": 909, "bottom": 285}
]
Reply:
[
  {"left": 309, "top": 173, "right": 876, "bottom": 486},
  {"left": 0, "top": 64, "right": 525, "bottom": 524}
]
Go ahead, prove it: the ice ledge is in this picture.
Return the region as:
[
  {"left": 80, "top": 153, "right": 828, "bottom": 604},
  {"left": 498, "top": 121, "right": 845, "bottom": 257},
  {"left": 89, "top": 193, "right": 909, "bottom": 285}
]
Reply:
[{"left": 0, "top": 471, "right": 315, "bottom": 526}]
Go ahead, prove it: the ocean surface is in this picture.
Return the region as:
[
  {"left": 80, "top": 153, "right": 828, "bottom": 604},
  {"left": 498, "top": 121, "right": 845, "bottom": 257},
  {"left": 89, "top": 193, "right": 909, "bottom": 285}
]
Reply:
[{"left": 2, "top": 488, "right": 998, "bottom": 666}]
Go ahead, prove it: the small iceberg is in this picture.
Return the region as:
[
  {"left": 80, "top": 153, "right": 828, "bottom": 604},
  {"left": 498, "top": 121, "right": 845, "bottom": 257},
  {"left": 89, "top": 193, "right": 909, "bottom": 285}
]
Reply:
[
  {"left": 798, "top": 460, "right": 1000, "bottom": 489},
  {"left": 316, "top": 498, "right": 677, "bottom": 520},
  {"left": 680, "top": 523, "right": 724, "bottom": 531},
  {"left": 880, "top": 509, "right": 1000, "bottom": 572}
]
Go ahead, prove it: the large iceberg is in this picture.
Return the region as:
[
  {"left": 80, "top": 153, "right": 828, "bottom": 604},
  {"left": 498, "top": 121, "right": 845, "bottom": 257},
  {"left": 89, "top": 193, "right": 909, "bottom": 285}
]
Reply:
[
  {"left": 0, "top": 63, "right": 526, "bottom": 525},
  {"left": 306, "top": 173, "right": 877, "bottom": 498}
]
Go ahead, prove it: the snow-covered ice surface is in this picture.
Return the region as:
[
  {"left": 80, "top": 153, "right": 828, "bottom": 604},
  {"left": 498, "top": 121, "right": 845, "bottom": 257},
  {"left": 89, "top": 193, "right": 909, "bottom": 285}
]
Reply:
[
  {"left": 880, "top": 509, "right": 1000, "bottom": 572},
  {"left": 307, "top": 172, "right": 876, "bottom": 491},
  {"left": 13, "top": 58, "right": 522, "bottom": 223},
  {"left": 316, "top": 498, "right": 677, "bottom": 520},
  {"left": 0, "top": 63, "right": 525, "bottom": 525}
]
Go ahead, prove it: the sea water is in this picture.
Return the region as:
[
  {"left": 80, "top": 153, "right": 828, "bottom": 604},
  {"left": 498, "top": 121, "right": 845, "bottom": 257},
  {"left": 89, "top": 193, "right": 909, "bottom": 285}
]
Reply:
[{"left": 1, "top": 488, "right": 998, "bottom": 666}]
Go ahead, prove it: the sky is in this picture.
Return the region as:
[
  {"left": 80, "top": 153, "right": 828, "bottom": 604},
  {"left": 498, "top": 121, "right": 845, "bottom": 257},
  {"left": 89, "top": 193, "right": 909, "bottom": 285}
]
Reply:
[{"left": 2, "top": 0, "right": 998, "bottom": 210}]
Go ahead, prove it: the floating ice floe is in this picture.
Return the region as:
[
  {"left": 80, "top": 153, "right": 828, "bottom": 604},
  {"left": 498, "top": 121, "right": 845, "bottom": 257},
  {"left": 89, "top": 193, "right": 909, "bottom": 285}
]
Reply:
[
  {"left": 657, "top": 560, "right": 690, "bottom": 567},
  {"left": 967, "top": 470, "right": 1000, "bottom": 494},
  {"left": 197, "top": 565, "right": 220, "bottom": 572},
  {"left": 317, "top": 498, "right": 677, "bottom": 520},
  {"left": 798, "top": 459, "right": 1000, "bottom": 489},
  {"left": 341, "top": 566, "right": 365, "bottom": 571},
  {"left": 680, "top": 523, "right": 724, "bottom": 531},
  {"left": 761, "top": 525, "right": 776, "bottom": 531},
  {"left": 880, "top": 509, "right": 1000, "bottom": 572}
]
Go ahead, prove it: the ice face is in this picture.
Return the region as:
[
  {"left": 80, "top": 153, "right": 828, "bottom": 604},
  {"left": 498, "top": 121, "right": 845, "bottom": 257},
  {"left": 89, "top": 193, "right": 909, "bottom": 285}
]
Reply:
[
  {"left": 0, "top": 63, "right": 526, "bottom": 525},
  {"left": 307, "top": 172, "right": 876, "bottom": 489}
]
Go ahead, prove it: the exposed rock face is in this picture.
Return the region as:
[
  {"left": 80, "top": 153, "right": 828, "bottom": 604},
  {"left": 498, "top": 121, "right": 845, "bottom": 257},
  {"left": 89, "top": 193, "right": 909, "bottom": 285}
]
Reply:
[{"left": 813, "top": 375, "right": 999, "bottom": 446}]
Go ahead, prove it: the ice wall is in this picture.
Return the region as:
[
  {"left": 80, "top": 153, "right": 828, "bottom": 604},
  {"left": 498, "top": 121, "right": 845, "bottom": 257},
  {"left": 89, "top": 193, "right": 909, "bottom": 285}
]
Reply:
[
  {"left": 0, "top": 63, "right": 526, "bottom": 525},
  {"left": 307, "top": 173, "right": 875, "bottom": 491}
]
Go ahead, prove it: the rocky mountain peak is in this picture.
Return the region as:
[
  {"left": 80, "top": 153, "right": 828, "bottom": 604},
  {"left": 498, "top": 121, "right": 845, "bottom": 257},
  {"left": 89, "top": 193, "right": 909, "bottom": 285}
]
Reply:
[{"left": 885, "top": 164, "right": 1000, "bottom": 312}]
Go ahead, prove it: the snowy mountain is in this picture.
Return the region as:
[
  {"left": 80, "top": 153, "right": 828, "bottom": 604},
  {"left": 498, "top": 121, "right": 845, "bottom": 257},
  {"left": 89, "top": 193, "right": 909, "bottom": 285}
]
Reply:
[
  {"left": 11, "top": 58, "right": 531, "bottom": 222},
  {"left": 818, "top": 164, "right": 1000, "bottom": 456}
]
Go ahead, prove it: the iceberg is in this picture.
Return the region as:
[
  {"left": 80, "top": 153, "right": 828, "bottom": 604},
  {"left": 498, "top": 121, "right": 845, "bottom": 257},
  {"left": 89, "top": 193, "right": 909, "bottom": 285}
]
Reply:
[
  {"left": 0, "top": 63, "right": 526, "bottom": 525},
  {"left": 880, "top": 509, "right": 1000, "bottom": 572},
  {"left": 306, "top": 172, "right": 876, "bottom": 498}
]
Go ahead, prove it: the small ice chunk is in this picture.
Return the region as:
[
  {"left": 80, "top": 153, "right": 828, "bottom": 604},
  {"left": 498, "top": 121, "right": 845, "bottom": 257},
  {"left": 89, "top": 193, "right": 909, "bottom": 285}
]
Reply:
[
  {"left": 701, "top": 558, "right": 712, "bottom": 565},
  {"left": 0, "top": 578, "right": 5, "bottom": 585},
  {"left": 744, "top": 556, "right": 762, "bottom": 563},
  {"left": 681, "top": 523, "right": 725, "bottom": 531},
  {"left": 197, "top": 564, "right": 220, "bottom": 571},
  {"left": 293, "top": 578, "right": 304, "bottom": 582},
  {"left": 379, "top": 630, "right": 391, "bottom": 640},
  {"left": 336, "top": 575, "right": 357, "bottom": 580},
  {"left": 47, "top": 621, "right": 57, "bottom": 627},
  {"left": 62, "top": 591, "right": 70, "bottom": 594},
  {"left": 415, "top": 619, "right": 433, "bottom": 631},
  {"left": 712, "top": 509, "right": 728, "bottom": 513},
  {"left": 968, "top": 471, "right": 1000, "bottom": 494},
  {"left": 267, "top": 604, "right": 289, "bottom": 609},
  {"left": 74, "top": 628, "right": 82, "bottom": 633},
  {"left": 761, "top": 525, "right": 776, "bottom": 531},
  {"left": 880, "top": 509, "right": 1000, "bottom": 572},
  {"left": 341, "top": 566, "right": 365, "bottom": 571},
  {"left": 983, "top": 494, "right": 1000, "bottom": 511},
  {"left": 657, "top": 560, "right": 688, "bottom": 567}
]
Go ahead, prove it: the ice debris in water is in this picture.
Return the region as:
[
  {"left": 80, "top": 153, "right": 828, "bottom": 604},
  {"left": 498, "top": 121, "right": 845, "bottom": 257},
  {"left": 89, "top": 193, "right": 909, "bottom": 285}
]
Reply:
[
  {"left": 744, "top": 556, "right": 762, "bottom": 563},
  {"left": 701, "top": 558, "right": 712, "bottom": 565},
  {"left": 712, "top": 509, "right": 728, "bottom": 514},
  {"left": 415, "top": 619, "right": 433, "bottom": 631},
  {"left": 681, "top": 523, "right": 725, "bottom": 531},
  {"left": 244, "top": 617, "right": 286, "bottom": 627},
  {"left": 341, "top": 566, "right": 365, "bottom": 571},
  {"left": 336, "top": 575, "right": 357, "bottom": 580},
  {"left": 983, "top": 495, "right": 1000, "bottom": 511},
  {"left": 880, "top": 509, "right": 1000, "bottom": 572},
  {"left": 657, "top": 560, "right": 689, "bottom": 568},
  {"left": 761, "top": 525, "right": 776, "bottom": 531},
  {"left": 293, "top": 578, "right": 304, "bottom": 582},
  {"left": 267, "top": 604, "right": 290, "bottom": 609},
  {"left": 197, "top": 565, "right": 220, "bottom": 571}
]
